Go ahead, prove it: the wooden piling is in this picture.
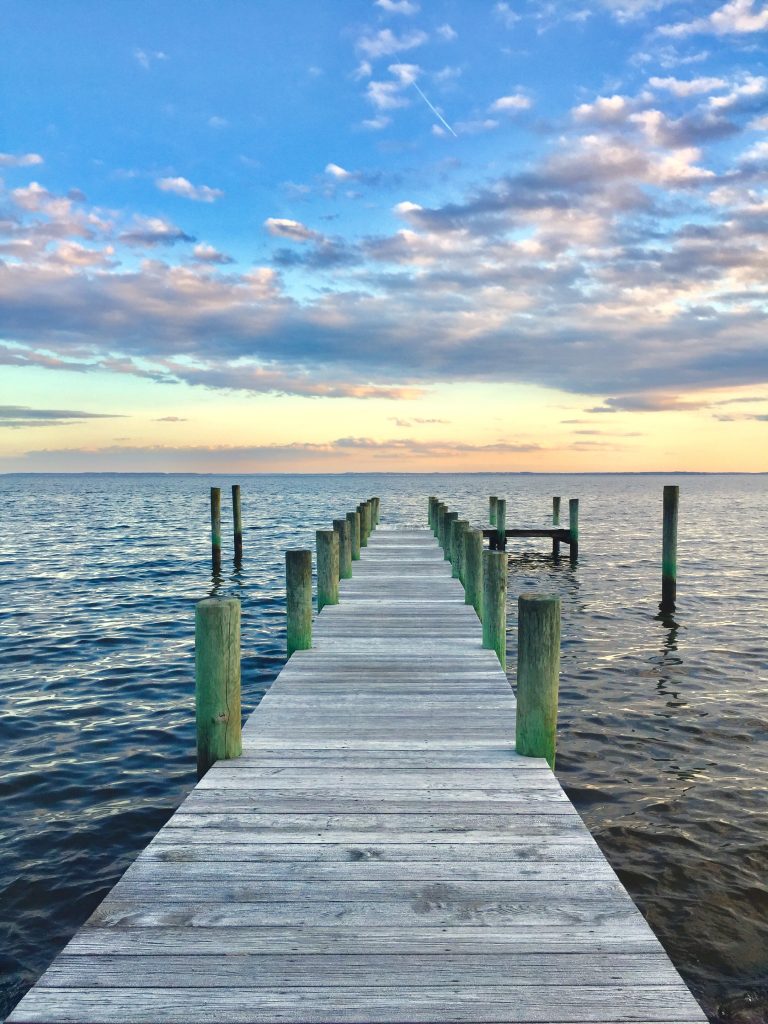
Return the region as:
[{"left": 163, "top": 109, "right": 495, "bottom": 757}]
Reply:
[
  {"left": 464, "top": 529, "right": 483, "bottom": 619},
  {"left": 443, "top": 511, "right": 458, "bottom": 562},
  {"left": 495, "top": 498, "right": 507, "bottom": 551},
  {"left": 195, "top": 596, "right": 241, "bottom": 777},
  {"left": 451, "top": 519, "right": 469, "bottom": 580},
  {"left": 516, "top": 593, "right": 561, "bottom": 769},
  {"left": 371, "top": 496, "right": 380, "bottom": 526},
  {"left": 428, "top": 496, "right": 437, "bottom": 533},
  {"left": 437, "top": 505, "right": 448, "bottom": 548},
  {"left": 334, "top": 518, "right": 352, "bottom": 580},
  {"left": 569, "top": 498, "right": 579, "bottom": 558},
  {"left": 661, "top": 485, "right": 679, "bottom": 611},
  {"left": 232, "top": 484, "right": 243, "bottom": 564},
  {"left": 316, "top": 530, "right": 339, "bottom": 611},
  {"left": 482, "top": 549, "right": 507, "bottom": 669},
  {"left": 552, "top": 496, "right": 561, "bottom": 557},
  {"left": 489, "top": 495, "right": 498, "bottom": 526},
  {"left": 359, "top": 502, "right": 371, "bottom": 548},
  {"left": 347, "top": 510, "right": 361, "bottom": 561},
  {"left": 286, "top": 549, "right": 312, "bottom": 657},
  {"left": 210, "top": 486, "right": 222, "bottom": 573}
]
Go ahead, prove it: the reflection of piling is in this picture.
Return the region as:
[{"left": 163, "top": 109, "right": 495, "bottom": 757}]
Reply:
[
  {"left": 516, "top": 594, "right": 560, "bottom": 769},
  {"left": 482, "top": 549, "right": 507, "bottom": 669},
  {"left": 195, "top": 597, "right": 241, "bottom": 778},
  {"left": 317, "top": 530, "right": 339, "bottom": 611},
  {"left": 210, "top": 487, "right": 222, "bottom": 574},
  {"left": 232, "top": 484, "right": 243, "bottom": 564},
  {"left": 661, "top": 485, "right": 679, "bottom": 612},
  {"left": 286, "top": 550, "right": 312, "bottom": 657}
]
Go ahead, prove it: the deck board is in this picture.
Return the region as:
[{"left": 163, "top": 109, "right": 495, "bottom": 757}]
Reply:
[{"left": 7, "top": 525, "right": 707, "bottom": 1024}]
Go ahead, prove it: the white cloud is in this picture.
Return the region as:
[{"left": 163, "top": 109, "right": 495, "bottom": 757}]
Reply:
[
  {"left": 389, "top": 62, "right": 420, "bottom": 85},
  {"left": 0, "top": 152, "right": 43, "bottom": 167},
  {"left": 207, "top": 115, "right": 228, "bottom": 128},
  {"left": 155, "top": 176, "right": 223, "bottom": 202},
  {"left": 192, "top": 243, "right": 234, "bottom": 265},
  {"left": 356, "top": 28, "right": 428, "bottom": 59},
  {"left": 367, "top": 79, "right": 411, "bottom": 109},
  {"left": 456, "top": 118, "right": 500, "bottom": 135},
  {"left": 708, "top": 74, "right": 768, "bottom": 110},
  {"left": 649, "top": 75, "right": 728, "bottom": 95},
  {"left": 325, "top": 163, "right": 353, "bottom": 179},
  {"left": 493, "top": 2, "right": 520, "bottom": 28},
  {"left": 490, "top": 93, "right": 531, "bottom": 113},
  {"left": 740, "top": 139, "right": 768, "bottom": 161},
  {"left": 263, "top": 217, "right": 319, "bottom": 242},
  {"left": 361, "top": 115, "right": 392, "bottom": 130},
  {"left": 573, "top": 94, "right": 634, "bottom": 124},
  {"left": 375, "top": 0, "right": 419, "bottom": 13},
  {"left": 659, "top": 0, "right": 768, "bottom": 37},
  {"left": 133, "top": 48, "right": 168, "bottom": 69},
  {"left": 436, "top": 23, "right": 457, "bottom": 40}
]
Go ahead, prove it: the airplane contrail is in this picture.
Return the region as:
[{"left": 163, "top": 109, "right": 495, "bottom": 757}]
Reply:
[{"left": 411, "top": 81, "right": 458, "bottom": 137}]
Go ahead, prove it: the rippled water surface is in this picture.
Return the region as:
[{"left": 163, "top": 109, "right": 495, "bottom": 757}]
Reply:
[{"left": 1, "top": 473, "right": 766, "bottom": 1022}]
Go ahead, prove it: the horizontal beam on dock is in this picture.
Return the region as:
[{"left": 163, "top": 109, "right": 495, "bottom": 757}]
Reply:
[{"left": 482, "top": 527, "right": 574, "bottom": 542}]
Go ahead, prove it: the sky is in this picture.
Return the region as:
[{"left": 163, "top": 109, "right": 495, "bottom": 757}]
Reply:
[{"left": 1, "top": 0, "right": 767, "bottom": 473}]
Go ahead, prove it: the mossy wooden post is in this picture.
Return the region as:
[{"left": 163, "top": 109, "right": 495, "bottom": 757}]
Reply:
[
  {"left": 286, "top": 549, "right": 312, "bottom": 656},
  {"left": 428, "top": 497, "right": 437, "bottom": 532},
  {"left": 482, "top": 549, "right": 507, "bottom": 668},
  {"left": 316, "top": 530, "right": 339, "bottom": 611},
  {"left": 552, "top": 496, "right": 561, "bottom": 557},
  {"left": 451, "top": 519, "right": 469, "bottom": 580},
  {"left": 347, "top": 510, "right": 361, "bottom": 561},
  {"left": 334, "top": 518, "right": 352, "bottom": 580},
  {"left": 210, "top": 487, "right": 222, "bottom": 573},
  {"left": 195, "top": 596, "right": 241, "bottom": 778},
  {"left": 360, "top": 502, "right": 371, "bottom": 547},
  {"left": 516, "top": 593, "right": 560, "bottom": 769},
  {"left": 232, "top": 484, "right": 243, "bottom": 564},
  {"left": 437, "top": 504, "right": 447, "bottom": 546},
  {"left": 489, "top": 495, "right": 498, "bottom": 526},
  {"left": 371, "top": 496, "right": 380, "bottom": 527},
  {"left": 495, "top": 498, "right": 507, "bottom": 552},
  {"left": 569, "top": 498, "right": 579, "bottom": 559},
  {"left": 443, "top": 511, "right": 458, "bottom": 563},
  {"left": 464, "top": 529, "right": 483, "bottom": 620},
  {"left": 661, "top": 485, "right": 679, "bottom": 612}
]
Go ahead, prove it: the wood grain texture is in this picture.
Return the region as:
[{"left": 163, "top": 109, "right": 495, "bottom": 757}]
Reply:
[{"left": 8, "top": 525, "right": 707, "bottom": 1024}]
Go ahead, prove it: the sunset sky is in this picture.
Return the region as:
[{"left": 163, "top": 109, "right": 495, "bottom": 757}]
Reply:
[{"left": 1, "top": 0, "right": 767, "bottom": 472}]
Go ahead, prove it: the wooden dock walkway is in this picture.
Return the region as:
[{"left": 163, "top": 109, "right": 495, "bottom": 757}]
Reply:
[{"left": 8, "top": 526, "right": 707, "bottom": 1024}]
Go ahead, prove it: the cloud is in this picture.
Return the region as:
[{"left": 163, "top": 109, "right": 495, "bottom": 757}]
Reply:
[
  {"left": 119, "top": 216, "right": 195, "bottom": 247},
  {"left": 154, "top": 416, "right": 187, "bottom": 421},
  {"left": 573, "top": 94, "right": 636, "bottom": 124},
  {"left": 155, "top": 176, "right": 223, "bottom": 202},
  {"left": 325, "top": 162, "right": 353, "bottom": 179},
  {"left": 207, "top": 115, "right": 228, "bottom": 128},
  {"left": 649, "top": 75, "right": 728, "bottom": 96},
  {"left": 0, "top": 152, "right": 43, "bottom": 168},
  {"left": 192, "top": 243, "right": 234, "bottom": 264},
  {"left": 133, "top": 48, "right": 168, "bottom": 69},
  {"left": 494, "top": 3, "right": 521, "bottom": 28},
  {"left": 375, "top": 0, "right": 419, "bottom": 13},
  {"left": 436, "top": 24, "right": 458, "bottom": 40},
  {"left": 264, "top": 217, "right": 321, "bottom": 242},
  {"left": 361, "top": 115, "right": 392, "bottom": 130},
  {"left": 659, "top": 0, "right": 768, "bottom": 37},
  {"left": 356, "top": 28, "right": 428, "bottom": 59},
  {"left": 0, "top": 405, "right": 124, "bottom": 429},
  {"left": 490, "top": 93, "right": 531, "bottom": 113}
]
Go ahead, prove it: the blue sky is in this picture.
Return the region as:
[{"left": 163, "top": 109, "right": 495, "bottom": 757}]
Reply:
[{"left": 1, "top": 0, "right": 767, "bottom": 470}]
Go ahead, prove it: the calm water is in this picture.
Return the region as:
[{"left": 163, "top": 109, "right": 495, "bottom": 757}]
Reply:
[{"left": 1, "top": 473, "right": 766, "bottom": 1022}]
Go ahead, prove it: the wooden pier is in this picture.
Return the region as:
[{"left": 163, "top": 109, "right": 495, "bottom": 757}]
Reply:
[{"left": 8, "top": 523, "right": 706, "bottom": 1023}]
